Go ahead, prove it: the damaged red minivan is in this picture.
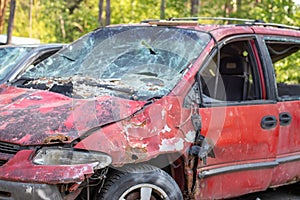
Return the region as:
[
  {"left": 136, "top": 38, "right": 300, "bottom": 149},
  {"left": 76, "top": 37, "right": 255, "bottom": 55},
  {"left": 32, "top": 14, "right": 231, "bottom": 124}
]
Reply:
[{"left": 0, "top": 18, "right": 299, "bottom": 200}]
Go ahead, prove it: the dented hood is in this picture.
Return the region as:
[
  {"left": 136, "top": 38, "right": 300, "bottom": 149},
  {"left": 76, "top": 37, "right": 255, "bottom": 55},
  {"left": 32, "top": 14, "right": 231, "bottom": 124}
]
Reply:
[{"left": 0, "top": 85, "right": 146, "bottom": 145}]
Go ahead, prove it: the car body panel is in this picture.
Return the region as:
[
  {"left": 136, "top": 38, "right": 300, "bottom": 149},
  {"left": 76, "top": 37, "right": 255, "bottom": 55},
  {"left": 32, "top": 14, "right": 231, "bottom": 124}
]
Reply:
[
  {"left": 0, "top": 21, "right": 299, "bottom": 200},
  {"left": 74, "top": 96, "right": 191, "bottom": 166},
  {"left": 196, "top": 104, "right": 279, "bottom": 198},
  {"left": 203, "top": 25, "right": 255, "bottom": 41},
  {"left": 276, "top": 101, "right": 300, "bottom": 155},
  {"left": 252, "top": 26, "right": 300, "bottom": 37},
  {"left": 0, "top": 85, "right": 146, "bottom": 145},
  {"left": 270, "top": 101, "right": 300, "bottom": 186}
]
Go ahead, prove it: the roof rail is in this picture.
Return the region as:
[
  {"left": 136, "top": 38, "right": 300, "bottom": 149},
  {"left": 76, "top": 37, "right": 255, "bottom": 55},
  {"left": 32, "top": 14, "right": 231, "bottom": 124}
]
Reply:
[
  {"left": 168, "top": 17, "right": 300, "bottom": 30},
  {"left": 169, "top": 17, "right": 259, "bottom": 23},
  {"left": 146, "top": 20, "right": 198, "bottom": 26},
  {"left": 141, "top": 19, "right": 160, "bottom": 23},
  {"left": 142, "top": 17, "right": 300, "bottom": 30},
  {"left": 246, "top": 21, "right": 300, "bottom": 30},
  {"left": 142, "top": 17, "right": 257, "bottom": 24}
]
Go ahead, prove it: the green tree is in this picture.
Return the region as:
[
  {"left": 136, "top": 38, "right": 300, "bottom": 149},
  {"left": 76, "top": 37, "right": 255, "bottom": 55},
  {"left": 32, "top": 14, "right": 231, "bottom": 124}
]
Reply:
[
  {"left": 12, "top": 0, "right": 68, "bottom": 42},
  {"left": 275, "top": 52, "right": 300, "bottom": 84},
  {"left": 160, "top": 0, "right": 165, "bottom": 19},
  {"left": 0, "top": 0, "right": 8, "bottom": 33},
  {"left": 68, "top": 0, "right": 98, "bottom": 41},
  {"left": 250, "top": 0, "right": 296, "bottom": 25},
  {"left": 6, "top": 0, "right": 16, "bottom": 44},
  {"left": 5, "top": 0, "right": 300, "bottom": 45}
]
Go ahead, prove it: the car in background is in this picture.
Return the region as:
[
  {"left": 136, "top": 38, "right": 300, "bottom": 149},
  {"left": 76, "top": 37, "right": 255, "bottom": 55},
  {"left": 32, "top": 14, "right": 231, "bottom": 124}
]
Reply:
[
  {"left": 0, "top": 44, "right": 65, "bottom": 84},
  {"left": 0, "top": 35, "right": 40, "bottom": 45}
]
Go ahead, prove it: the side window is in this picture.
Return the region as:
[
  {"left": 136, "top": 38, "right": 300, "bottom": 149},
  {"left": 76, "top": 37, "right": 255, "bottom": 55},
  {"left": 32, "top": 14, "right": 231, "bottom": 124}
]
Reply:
[
  {"left": 264, "top": 39, "right": 300, "bottom": 100},
  {"left": 200, "top": 40, "right": 261, "bottom": 104}
]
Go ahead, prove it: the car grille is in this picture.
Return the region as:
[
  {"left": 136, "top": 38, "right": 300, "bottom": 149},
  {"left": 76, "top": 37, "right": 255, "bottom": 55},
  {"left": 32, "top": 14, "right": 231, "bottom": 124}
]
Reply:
[{"left": 0, "top": 142, "right": 21, "bottom": 166}]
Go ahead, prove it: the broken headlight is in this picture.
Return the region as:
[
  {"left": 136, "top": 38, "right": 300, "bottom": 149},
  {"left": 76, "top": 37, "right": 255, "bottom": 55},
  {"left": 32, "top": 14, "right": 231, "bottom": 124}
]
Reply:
[{"left": 33, "top": 148, "right": 112, "bottom": 169}]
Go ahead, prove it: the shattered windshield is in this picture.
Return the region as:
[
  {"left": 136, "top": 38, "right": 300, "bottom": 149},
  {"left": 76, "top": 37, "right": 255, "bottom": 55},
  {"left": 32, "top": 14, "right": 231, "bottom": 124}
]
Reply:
[
  {"left": 20, "top": 26, "right": 211, "bottom": 100},
  {"left": 0, "top": 46, "right": 34, "bottom": 81}
]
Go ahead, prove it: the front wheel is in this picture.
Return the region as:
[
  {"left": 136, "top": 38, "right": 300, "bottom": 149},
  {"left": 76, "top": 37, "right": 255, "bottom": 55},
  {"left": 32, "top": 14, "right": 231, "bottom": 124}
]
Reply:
[{"left": 95, "top": 164, "right": 183, "bottom": 200}]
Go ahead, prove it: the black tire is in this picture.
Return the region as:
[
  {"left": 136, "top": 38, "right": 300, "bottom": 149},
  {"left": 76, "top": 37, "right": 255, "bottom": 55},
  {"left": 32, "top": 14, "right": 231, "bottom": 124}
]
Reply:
[{"left": 95, "top": 164, "right": 183, "bottom": 200}]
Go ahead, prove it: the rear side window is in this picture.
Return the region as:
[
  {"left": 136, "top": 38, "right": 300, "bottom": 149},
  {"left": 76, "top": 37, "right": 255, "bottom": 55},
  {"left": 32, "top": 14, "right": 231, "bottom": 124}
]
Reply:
[{"left": 264, "top": 38, "right": 300, "bottom": 101}]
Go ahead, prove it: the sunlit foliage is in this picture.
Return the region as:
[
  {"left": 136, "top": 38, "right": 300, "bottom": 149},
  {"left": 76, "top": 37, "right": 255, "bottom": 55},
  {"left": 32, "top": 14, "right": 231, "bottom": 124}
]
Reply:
[{"left": 2, "top": 0, "right": 299, "bottom": 83}]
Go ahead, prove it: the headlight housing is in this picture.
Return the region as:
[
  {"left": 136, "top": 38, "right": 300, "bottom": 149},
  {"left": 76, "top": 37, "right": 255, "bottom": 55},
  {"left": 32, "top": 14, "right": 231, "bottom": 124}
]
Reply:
[{"left": 33, "top": 148, "right": 112, "bottom": 169}]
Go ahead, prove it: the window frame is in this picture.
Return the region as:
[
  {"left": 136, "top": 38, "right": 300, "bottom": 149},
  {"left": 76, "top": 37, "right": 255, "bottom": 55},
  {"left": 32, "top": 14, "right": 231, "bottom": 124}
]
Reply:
[
  {"left": 196, "top": 35, "right": 272, "bottom": 107},
  {"left": 260, "top": 35, "right": 300, "bottom": 101}
]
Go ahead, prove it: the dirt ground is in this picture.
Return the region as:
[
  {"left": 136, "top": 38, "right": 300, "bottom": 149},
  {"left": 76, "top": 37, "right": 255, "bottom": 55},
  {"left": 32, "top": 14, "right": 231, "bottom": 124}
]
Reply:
[{"left": 230, "top": 182, "right": 300, "bottom": 200}]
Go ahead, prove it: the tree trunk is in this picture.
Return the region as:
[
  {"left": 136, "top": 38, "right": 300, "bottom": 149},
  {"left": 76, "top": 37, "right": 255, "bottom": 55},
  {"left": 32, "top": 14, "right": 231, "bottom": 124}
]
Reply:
[
  {"left": 7, "top": 0, "right": 16, "bottom": 44},
  {"left": 224, "top": 0, "right": 233, "bottom": 17},
  {"left": 105, "top": 0, "right": 110, "bottom": 25},
  {"left": 236, "top": 0, "right": 242, "bottom": 13},
  {"left": 0, "top": 0, "right": 8, "bottom": 34},
  {"left": 98, "top": 0, "right": 103, "bottom": 26},
  {"left": 191, "top": 0, "right": 199, "bottom": 16},
  {"left": 59, "top": 15, "right": 66, "bottom": 39},
  {"left": 29, "top": 0, "right": 32, "bottom": 37},
  {"left": 160, "top": 0, "right": 165, "bottom": 19}
]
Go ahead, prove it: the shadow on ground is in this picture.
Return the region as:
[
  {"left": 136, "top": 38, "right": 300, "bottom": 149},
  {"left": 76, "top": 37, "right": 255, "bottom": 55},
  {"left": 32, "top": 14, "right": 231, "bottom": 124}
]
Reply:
[{"left": 229, "top": 182, "right": 300, "bottom": 200}]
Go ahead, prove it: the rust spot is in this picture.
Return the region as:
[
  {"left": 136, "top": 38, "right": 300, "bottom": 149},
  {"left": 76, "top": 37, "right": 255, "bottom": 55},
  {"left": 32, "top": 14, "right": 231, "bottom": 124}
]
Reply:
[
  {"left": 43, "top": 134, "right": 70, "bottom": 144},
  {"left": 125, "top": 146, "right": 148, "bottom": 161},
  {"left": 131, "top": 120, "right": 147, "bottom": 127}
]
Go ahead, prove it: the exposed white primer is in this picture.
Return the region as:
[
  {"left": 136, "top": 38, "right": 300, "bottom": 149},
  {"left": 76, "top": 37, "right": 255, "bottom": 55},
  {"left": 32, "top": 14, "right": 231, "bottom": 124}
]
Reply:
[
  {"left": 161, "top": 124, "right": 171, "bottom": 133},
  {"left": 185, "top": 130, "right": 196, "bottom": 142},
  {"left": 25, "top": 186, "right": 33, "bottom": 194},
  {"left": 161, "top": 109, "right": 166, "bottom": 118},
  {"left": 37, "top": 189, "right": 51, "bottom": 200},
  {"left": 159, "top": 138, "right": 184, "bottom": 151}
]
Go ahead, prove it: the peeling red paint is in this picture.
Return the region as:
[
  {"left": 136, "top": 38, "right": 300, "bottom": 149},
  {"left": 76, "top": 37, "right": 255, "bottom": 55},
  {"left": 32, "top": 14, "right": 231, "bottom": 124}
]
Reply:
[
  {"left": 0, "top": 84, "right": 146, "bottom": 145},
  {"left": 75, "top": 96, "right": 191, "bottom": 165}
]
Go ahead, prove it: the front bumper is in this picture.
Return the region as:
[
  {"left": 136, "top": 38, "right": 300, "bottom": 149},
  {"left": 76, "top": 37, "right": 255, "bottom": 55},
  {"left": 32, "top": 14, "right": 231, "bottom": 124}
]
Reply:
[
  {"left": 0, "top": 149, "right": 110, "bottom": 199},
  {"left": 0, "top": 180, "right": 62, "bottom": 200}
]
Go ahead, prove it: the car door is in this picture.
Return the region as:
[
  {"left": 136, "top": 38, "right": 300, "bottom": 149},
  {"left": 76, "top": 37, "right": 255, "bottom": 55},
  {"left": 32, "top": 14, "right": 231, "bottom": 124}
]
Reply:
[
  {"left": 260, "top": 36, "right": 300, "bottom": 186},
  {"left": 193, "top": 37, "right": 280, "bottom": 199}
]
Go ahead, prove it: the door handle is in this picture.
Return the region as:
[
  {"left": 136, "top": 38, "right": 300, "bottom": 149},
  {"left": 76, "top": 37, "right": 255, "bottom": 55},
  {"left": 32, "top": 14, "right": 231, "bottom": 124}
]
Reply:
[
  {"left": 261, "top": 116, "right": 277, "bottom": 129},
  {"left": 279, "top": 112, "right": 292, "bottom": 126}
]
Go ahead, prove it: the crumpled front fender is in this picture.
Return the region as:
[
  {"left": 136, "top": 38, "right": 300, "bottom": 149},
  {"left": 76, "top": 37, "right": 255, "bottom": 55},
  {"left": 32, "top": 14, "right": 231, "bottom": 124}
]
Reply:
[{"left": 75, "top": 96, "right": 196, "bottom": 166}]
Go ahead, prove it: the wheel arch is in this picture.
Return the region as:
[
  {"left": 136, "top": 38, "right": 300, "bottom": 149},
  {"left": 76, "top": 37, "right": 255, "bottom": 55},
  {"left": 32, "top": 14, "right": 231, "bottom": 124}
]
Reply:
[{"left": 108, "top": 153, "right": 187, "bottom": 194}]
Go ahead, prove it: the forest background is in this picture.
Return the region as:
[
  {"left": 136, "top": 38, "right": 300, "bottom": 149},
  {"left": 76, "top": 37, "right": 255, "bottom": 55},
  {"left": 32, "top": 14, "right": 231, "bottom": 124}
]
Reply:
[
  {"left": 0, "top": 0, "right": 299, "bottom": 83},
  {"left": 0, "top": 0, "right": 298, "bottom": 43}
]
